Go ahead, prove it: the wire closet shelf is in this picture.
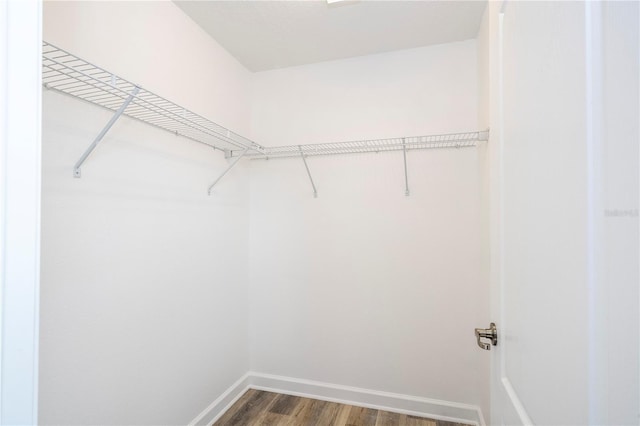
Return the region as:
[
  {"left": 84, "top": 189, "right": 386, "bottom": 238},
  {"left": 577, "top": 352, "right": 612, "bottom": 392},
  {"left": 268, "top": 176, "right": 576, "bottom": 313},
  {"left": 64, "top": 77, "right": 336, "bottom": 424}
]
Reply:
[
  {"left": 42, "top": 40, "right": 489, "bottom": 194},
  {"left": 42, "top": 41, "right": 264, "bottom": 156},
  {"left": 230, "top": 131, "right": 489, "bottom": 159}
]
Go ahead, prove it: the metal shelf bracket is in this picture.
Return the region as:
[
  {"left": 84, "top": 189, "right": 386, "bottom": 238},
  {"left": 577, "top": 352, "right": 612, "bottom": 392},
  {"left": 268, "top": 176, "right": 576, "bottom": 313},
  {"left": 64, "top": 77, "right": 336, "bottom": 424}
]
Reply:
[
  {"left": 299, "top": 146, "right": 318, "bottom": 198},
  {"left": 43, "top": 41, "right": 263, "bottom": 181},
  {"left": 73, "top": 86, "right": 140, "bottom": 178},
  {"left": 402, "top": 138, "right": 410, "bottom": 196},
  {"left": 208, "top": 147, "right": 249, "bottom": 195}
]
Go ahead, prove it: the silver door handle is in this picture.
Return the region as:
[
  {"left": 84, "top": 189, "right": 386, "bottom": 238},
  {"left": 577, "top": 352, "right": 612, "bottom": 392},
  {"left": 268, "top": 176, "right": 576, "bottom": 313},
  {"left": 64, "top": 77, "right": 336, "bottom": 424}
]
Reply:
[{"left": 475, "top": 322, "right": 498, "bottom": 350}]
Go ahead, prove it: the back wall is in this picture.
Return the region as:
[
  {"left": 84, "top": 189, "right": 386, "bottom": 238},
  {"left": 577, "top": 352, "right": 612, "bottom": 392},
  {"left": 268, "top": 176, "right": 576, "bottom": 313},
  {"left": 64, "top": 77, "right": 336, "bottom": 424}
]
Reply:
[{"left": 248, "top": 40, "right": 490, "bottom": 418}]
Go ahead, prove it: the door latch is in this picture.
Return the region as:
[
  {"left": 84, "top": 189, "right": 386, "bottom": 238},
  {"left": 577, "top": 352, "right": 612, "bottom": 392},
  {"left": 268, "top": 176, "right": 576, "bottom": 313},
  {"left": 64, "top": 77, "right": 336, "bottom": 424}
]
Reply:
[{"left": 475, "top": 322, "right": 498, "bottom": 350}]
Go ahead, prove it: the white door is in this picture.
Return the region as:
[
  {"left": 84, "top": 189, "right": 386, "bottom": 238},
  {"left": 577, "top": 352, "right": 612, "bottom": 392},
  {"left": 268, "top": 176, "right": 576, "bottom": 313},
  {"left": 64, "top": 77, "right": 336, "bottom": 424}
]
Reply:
[{"left": 488, "top": 1, "right": 639, "bottom": 425}]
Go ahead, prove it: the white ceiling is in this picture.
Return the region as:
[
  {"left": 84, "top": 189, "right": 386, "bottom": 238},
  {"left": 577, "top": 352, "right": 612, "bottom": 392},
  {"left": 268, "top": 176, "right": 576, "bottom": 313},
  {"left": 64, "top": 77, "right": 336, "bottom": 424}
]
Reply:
[{"left": 174, "top": 0, "right": 487, "bottom": 72}]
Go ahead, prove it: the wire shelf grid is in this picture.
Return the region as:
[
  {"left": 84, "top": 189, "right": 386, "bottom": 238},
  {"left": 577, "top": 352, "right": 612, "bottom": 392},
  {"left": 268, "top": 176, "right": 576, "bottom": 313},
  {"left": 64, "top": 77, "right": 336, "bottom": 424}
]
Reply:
[
  {"left": 231, "top": 131, "right": 488, "bottom": 159},
  {"left": 42, "top": 41, "right": 263, "bottom": 154},
  {"left": 41, "top": 40, "right": 489, "bottom": 192}
]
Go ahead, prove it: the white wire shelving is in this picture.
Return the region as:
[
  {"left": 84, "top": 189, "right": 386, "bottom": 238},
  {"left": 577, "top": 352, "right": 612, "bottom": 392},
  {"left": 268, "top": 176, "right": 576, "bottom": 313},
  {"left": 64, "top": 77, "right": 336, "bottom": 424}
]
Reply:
[
  {"left": 229, "top": 131, "right": 488, "bottom": 159},
  {"left": 42, "top": 40, "right": 489, "bottom": 196},
  {"left": 42, "top": 41, "right": 264, "bottom": 180},
  {"left": 229, "top": 131, "right": 489, "bottom": 197}
]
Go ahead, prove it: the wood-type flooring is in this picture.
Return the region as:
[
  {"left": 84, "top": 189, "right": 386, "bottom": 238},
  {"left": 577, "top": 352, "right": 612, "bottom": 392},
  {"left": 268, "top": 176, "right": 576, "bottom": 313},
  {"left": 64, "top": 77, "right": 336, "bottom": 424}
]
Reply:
[{"left": 213, "top": 389, "right": 467, "bottom": 426}]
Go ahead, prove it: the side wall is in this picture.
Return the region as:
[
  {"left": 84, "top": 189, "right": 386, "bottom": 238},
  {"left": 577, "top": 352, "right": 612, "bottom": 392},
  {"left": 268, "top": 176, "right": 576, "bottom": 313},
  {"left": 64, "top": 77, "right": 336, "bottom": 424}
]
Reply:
[
  {"left": 40, "top": 2, "right": 252, "bottom": 424},
  {"left": 248, "top": 40, "right": 489, "bottom": 418}
]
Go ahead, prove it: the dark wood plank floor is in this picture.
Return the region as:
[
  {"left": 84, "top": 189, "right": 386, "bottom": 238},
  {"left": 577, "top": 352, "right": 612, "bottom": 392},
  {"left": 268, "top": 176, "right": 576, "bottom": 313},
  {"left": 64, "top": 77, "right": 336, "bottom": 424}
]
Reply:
[{"left": 213, "top": 389, "right": 467, "bottom": 426}]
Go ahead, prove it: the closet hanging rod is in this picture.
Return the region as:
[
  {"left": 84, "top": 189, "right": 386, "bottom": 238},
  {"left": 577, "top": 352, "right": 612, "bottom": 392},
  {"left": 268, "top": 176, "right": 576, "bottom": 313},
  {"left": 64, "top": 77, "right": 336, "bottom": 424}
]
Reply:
[
  {"left": 42, "top": 41, "right": 264, "bottom": 162},
  {"left": 229, "top": 130, "right": 489, "bottom": 160}
]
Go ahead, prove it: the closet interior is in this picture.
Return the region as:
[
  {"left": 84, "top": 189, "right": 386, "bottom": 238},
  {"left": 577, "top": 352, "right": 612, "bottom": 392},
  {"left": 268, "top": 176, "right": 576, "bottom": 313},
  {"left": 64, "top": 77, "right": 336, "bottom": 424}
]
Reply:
[{"left": 34, "top": 1, "right": 639, "bottom": 426}]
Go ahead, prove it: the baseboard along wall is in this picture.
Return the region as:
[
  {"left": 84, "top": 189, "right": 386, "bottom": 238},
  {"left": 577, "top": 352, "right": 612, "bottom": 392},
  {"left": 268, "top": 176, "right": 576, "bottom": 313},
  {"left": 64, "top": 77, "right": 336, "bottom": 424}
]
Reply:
[{"left": 189, "top": 372, "right": 485, "bottom": 426}]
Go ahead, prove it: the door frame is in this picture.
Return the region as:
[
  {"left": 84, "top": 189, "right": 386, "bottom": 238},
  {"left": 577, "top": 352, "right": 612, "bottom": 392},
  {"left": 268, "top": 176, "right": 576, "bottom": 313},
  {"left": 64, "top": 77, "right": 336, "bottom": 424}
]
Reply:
[{"left": 0, "top": 0, "right": 42, "bottom": 424}]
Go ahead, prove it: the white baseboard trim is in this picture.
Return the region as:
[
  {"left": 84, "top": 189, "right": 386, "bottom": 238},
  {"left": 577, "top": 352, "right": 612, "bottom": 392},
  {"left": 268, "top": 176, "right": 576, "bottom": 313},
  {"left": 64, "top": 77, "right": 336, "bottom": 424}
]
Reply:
[
  {"left": 249, "top": 372, "right": 484, "bottom": 426},
  {"left": 190, "top": 371, "right": 485, "bottom": 426},
  {"left": 188, "top": 373, "right": 251, "bottom": 426}
]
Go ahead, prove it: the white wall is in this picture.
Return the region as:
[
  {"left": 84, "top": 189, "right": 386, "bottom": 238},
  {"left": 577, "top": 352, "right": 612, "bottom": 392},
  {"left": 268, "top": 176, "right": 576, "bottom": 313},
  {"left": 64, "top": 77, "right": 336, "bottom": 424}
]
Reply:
[
  {"left": 251, "top": 41, "right": 478, "bottom": 146},
  {"left": 600, "top": 2, "right": 639, "bottom": 422},
  {"left": 40, "top": 2, "right": 252, "bottom": 424},
  {"left": 43, "top": 0, "right": 251, "bottom": 134},
  {"left": 249, "top": 40, "right": 489, "bottom": 416}
]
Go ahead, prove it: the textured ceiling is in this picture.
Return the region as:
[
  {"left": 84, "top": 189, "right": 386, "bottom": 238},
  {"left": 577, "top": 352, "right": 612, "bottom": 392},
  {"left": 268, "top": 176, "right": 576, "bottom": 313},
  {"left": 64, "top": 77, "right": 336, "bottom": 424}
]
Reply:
[{"left": 174, "top": 0, "right": 487, "bottom": 72}]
